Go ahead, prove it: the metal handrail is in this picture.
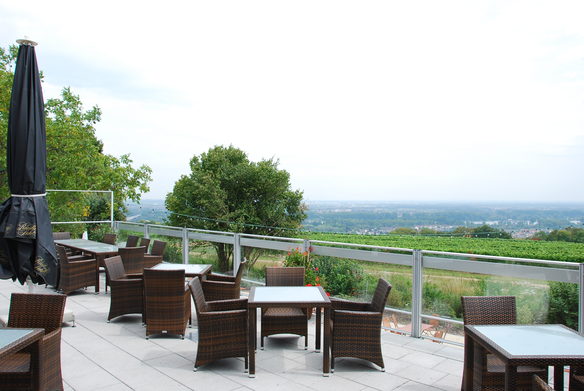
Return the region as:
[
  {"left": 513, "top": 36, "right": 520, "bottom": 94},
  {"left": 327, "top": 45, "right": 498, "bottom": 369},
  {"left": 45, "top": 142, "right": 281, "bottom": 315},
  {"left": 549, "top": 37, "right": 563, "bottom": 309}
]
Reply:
[{"left": 113, "top": 220, "right": 584, "bottom": 341}]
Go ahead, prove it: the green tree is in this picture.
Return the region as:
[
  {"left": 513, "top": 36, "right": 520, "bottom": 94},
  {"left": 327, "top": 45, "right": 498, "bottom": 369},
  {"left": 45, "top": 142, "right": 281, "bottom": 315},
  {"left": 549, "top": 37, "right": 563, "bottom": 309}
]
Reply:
[
  {"left": 0, "top": 45, "right": 152, "bottom": 233},
  {"left": 165, "top": 145, "right": 306, "bottom": 271},
  {"left": 391, "top": 227, "right": 417, "bottom": 235},
  {"left": 543, "top": 227, "right": 584, "bottom": 243}
]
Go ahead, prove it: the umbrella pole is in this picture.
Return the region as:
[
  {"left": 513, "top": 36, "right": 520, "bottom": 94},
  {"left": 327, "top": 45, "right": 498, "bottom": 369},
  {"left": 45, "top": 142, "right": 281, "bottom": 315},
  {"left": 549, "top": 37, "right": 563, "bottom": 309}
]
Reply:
[{"left": 26, "top": 276, "right": 34, "bottom": 293}]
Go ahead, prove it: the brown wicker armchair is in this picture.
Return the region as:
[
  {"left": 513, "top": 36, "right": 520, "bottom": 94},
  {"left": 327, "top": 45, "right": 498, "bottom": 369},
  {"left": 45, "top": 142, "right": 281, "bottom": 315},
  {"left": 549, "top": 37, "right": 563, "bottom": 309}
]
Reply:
[
  {"left": 53, "top": 231, "right": 81, "bottom": 256},
  {"left": 102, "top": 233, "right": 117, "bottom": 245},
  {"left": 202, "top": 260, "right": 247, "bottom": 301},
  {"left": 329, "top": 278, "right": 391, "bottom": 372},
  {"left": 139, "top": 237, "right": 150, "bottom": 252},
  {"left": 104, "top": 256, "right": 143, "bottom": 322},
  {"left": 125, "top": 235, "right": 139, "bottom": 247},
  {"left": 188, "top": 277, "right": 248, "bottom": 371},
  {"left": 261, "top": 267, "right": 307, "bottom": 350},
  {"left": 118, "top": 246, "right": 146, "bottom": 274},
  {"left": 143, "top": 268, "right": 191, "bottom": 339},
  {"left": 461, "top": 296, "right": 548, "bottom": 391},
  {"left": 532, "top": 374, "right": 553, "bottom": 391},
  {"left": 52, "top": 232, "right": 71, "bottom": 240},
  {"left": 56, "top": 245, "right": 97, "bottom": 295},
  {"left": 143, "top": 240, "right": 167, "bottom": 268},
  {"left": 571, "top": 367, "right": 584, "bottom": 390},
  {"left": 0, "top": 293, "right": 66, "bottom": 391}
]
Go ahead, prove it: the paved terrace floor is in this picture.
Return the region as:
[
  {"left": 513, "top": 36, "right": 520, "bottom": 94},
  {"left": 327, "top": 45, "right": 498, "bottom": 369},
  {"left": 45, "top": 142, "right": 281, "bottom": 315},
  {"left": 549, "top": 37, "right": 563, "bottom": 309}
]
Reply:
[{"left": 1, "top": 276, "right": 466, "bottom": 391}]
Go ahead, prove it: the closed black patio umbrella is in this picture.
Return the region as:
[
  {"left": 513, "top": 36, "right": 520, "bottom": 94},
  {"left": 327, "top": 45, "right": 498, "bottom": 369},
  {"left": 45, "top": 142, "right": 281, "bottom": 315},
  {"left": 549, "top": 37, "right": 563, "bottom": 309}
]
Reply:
[{"left": 0, "top": 39, "right": 58, "bottom": 286}]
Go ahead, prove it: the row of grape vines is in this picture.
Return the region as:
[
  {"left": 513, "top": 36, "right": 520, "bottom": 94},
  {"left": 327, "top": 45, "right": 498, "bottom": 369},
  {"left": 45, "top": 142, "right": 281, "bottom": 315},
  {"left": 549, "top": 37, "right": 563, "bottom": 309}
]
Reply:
[{"left": 302, "top": 232, "right": 584, "bottom": 263}]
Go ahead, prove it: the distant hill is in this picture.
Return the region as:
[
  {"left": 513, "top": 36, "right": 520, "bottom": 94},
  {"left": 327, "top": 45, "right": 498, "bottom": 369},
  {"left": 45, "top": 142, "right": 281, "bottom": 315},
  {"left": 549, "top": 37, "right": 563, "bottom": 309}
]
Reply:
[
  {"left": 125, "top": 200, "right": 584, "bottom": 236},
  {"left": 125, "top": 199, "right": 169, "bottom": 223}
]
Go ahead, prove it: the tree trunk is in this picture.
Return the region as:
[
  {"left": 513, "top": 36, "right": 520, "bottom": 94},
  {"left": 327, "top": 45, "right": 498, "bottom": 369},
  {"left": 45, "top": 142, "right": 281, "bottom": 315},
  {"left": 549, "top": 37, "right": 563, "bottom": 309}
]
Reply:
[{"left": 214, "top": 243, "right": 231, "bottom": 272}]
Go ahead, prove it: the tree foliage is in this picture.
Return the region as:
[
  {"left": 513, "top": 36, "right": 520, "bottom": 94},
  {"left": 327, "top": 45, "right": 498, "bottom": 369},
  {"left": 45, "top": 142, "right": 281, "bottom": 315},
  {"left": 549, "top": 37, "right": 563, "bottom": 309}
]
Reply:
[
  {"left": 534, "top": 227, "right": 584, "bottom": 243},
  {"left": 0, "top": 45, "right": 152, "bottom": 234},
  {"left": 166, "top": 145, "right": 306, "bottom": 271}
]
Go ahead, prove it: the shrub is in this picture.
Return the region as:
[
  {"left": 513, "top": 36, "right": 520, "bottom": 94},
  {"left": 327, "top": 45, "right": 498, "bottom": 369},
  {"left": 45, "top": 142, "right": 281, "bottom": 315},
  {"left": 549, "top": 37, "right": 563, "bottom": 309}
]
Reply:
[
  {"left": 547, "top": 282, "right": 578, "bottom": 329},
  {"left": 311, "top": 256, "right": 364, "bottom": 296}
]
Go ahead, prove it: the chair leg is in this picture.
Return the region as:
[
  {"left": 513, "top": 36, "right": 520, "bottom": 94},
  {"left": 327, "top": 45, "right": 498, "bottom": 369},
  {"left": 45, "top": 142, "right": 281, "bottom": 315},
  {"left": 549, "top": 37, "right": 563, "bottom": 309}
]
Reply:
[
  {"left": 261, "top": 336, "right": 264, "bottom": 350},
  {"left": 304, "top": 335, "right": 308, "bottom": 350}
]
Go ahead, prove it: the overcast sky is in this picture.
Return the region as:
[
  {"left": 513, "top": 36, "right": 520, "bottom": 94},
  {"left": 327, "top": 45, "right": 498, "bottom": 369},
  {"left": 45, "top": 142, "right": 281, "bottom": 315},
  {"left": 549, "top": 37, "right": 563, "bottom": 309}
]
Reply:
[{"left": 1, "top": 1, "right": 583, "bottom": 203}]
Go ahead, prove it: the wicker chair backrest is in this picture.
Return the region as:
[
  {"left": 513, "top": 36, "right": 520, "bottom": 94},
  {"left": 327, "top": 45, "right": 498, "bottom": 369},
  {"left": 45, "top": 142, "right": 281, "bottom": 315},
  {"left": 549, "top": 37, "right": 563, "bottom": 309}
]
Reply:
[
  {"left": 119, "top": 246, "right": 146, "bottom": 274},
  {"left": 188, "top": 277, "right": 208, "bottom": 314},
  {"left": 52, "top": 231, "right": 71, "bottom": 240},
  {"left": 369, "top": 278, "right": 392, "bottom": 313},
  {"left": 104, "top": 256, "right": 127, "bottom": 281},
  {"left": 8, "top": 293, "right": 66, "bottom": 334},
  {"left": 150, "top": 240, "right": 167, "bottom": 256},
  {"left": 144, "top": 268, "right": 185, "bottom": 299},
  {"left": 125, "top": 235, "right": 139, "bottom": 247},
  {"left": 55, "top": 245, "right": 70, "bottom": 265},
  {"left": 532, "top": 374, "right": 553, "bottom": 391},
  {"left": 461, "top": 296, "right": 517, "bottom": 325},
  {"left": 139, "top": 238, "right": 150, "bottom": 252},
  {"left": 234, "top": 260, "right": 248, "bottom": 285},
  {"left": 265, "top": 267, "right": 304, "bottom": 286},
  {"left": 102, "top": 233, "right": 117, "bottom": 245}
]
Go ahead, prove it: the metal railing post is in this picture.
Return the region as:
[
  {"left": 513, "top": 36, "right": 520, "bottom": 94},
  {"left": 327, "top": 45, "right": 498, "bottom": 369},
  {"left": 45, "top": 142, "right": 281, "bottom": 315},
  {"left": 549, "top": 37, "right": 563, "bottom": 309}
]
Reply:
[
  {"left": 303, "top": 239, "right": 311, "bottom": 253},
  {"left": 182, "top": 228, "right": 189, "bottom": 265},
  {"left": 411, "top": 249, "right": 423, "bottom": 338},
  {"left": 303, "top": 239, "right": 311, "bottom": 265},
  {"left": 144, "top": 224, "right": 150, "bottom": 239},
  {"left": 578, "top": 263, "right": 584, "bottom": 335},
  {"left": 110, "top": 191, "right": 114, "bottom": 229},
  {"left": 233, "top": 233, "right": 241, "bottom": 277}
]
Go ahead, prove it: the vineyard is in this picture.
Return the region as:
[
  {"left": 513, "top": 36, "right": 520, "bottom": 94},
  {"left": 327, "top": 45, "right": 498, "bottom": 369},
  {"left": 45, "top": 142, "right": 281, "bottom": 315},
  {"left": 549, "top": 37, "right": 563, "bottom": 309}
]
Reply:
[{"left": 303, "top": 232, "right": 584, "bottom": 263}]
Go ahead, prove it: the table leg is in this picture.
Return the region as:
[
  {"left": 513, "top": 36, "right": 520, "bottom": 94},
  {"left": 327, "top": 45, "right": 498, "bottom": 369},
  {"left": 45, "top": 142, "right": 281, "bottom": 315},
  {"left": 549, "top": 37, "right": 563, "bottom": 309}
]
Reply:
[
  {"left": 505, "top": 364, "right": 517, "bottom": 391},
  {"left": 323, "top": 307, "right": 330, "bottom": 376},
  {"left": 30, "top": 338, "right": 41, "bottom": 391},
  {"left": 462, "top": 334, "right": 474, "bottom": 391},
  {"left": 95, "top": 255, "right": 102, "bottom": 293},
  {"left": 315, "top": 306, "right": 321, "bottom": 352},
  {"left": 553, "top": 365, "right": 564, "bottom": 390},
  {"left": 248, "top": 306, "right": 256, "bottom": 378}
]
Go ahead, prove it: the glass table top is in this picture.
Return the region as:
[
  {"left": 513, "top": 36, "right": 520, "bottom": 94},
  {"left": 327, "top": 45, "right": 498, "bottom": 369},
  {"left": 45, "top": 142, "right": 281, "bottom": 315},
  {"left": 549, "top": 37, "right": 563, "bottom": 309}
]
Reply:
[
  {"left": 151, "top": 263, "right": 211, "bottom": 273},
  {"left": 473, "top": 324, "right": 584, "bottom": 356},
  {"left": 55, "top": 239, "right": 118, "bottom": 252},
  {"left": 251, "top": 286, "right": 328, "bottom": 303},
  {"left": 0, "top": 329, "right": 36, "bottom": 349}
]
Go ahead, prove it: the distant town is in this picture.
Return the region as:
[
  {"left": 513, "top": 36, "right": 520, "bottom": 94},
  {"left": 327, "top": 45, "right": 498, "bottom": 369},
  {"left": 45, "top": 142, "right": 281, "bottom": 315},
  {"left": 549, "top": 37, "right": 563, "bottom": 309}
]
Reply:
[{"left": 126, "top": 200, "right": 584, "bottom": 239}]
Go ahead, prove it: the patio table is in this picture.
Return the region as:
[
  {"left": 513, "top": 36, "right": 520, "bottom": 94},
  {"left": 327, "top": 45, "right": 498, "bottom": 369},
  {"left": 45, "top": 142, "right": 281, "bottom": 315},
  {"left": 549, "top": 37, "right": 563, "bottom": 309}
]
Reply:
[
  {"left": 247, "top": 286, "right": 331, "bottom": 377},
  {"left": 0, "top": 328, "right": 44, "bottom": 390},
  {"left": 55, "top": 239, "right": 119, "bottom": 293},
  {"left": 464, "top": 324, "right": 584, "bottom": 390},
  {"left": 150, "top": 262, "right": 212, "bottom": 278}
]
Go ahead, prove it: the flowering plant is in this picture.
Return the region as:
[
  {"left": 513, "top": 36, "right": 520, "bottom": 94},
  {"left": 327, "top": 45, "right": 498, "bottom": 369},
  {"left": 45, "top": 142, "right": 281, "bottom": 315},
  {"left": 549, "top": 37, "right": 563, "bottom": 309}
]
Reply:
[{"left": 284, "top": 248, "right": 327, "bottom": 291}]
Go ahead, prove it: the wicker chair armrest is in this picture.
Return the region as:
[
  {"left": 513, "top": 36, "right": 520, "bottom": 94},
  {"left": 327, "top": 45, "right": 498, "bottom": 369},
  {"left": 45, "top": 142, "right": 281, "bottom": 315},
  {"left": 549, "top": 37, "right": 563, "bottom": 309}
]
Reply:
[
  {"left": 110, "top": 278, "right": 143, "bottom": 286},
  {"left": 333, "top": 309, "right": 383, "bottom": 325},
  {"left": 198, "top": 309, "right": 247, "bottom": 322},
  {"left": 202, "top": 279, "right": 234, "bottom": 289},
  {"left": 39, "top": 329, "right": 61, "bottom": 368},
  {"left": 207, "top": 298, "right": 248, "bottom": 311},
  {"left": 125, "top": 273, "right": 143, "bottom": 279},
  {"left": 64, "top": 259, "right": 97, "bottom": 268},
  {"left": 331, "top": 298, "right": 369, "bottom": 312},
  {"left": 205, "top": 274, "right": 236, "bottom": 282}
]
